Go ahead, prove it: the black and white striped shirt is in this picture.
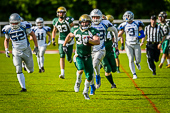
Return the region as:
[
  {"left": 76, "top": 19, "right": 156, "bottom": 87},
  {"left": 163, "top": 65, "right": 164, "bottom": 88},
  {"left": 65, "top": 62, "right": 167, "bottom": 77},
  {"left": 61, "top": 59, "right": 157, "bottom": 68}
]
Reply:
[{"left": 144, "top": 24, "right": 165, "bottom": 42}]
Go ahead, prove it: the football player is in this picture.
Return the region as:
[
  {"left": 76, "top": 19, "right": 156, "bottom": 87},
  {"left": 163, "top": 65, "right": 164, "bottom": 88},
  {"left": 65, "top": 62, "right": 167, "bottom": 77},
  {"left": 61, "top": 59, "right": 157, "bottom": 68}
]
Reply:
[
  {"left": 31, "top": 17, "right": 51, "bottom": 73},
  {"left": 118, "top": 11, "right": 145, "bottom": 79},
  {"left": 106, "top": 15, "right": 121, "bottom": 73},
  {"left": 63, "top": 14, "right": 100, "bottom": 100},
  {"left": 3, "top": 13, "right": 38, "bottom": 92},
  {"left": 157, "top": 11, "right": 170, "bottom": 68},
  {"left": 52, "top": 6, "right": 74, "bottom": 79},
  {"left": 89, "top": 9, "right": 116, "bottom": 95}
]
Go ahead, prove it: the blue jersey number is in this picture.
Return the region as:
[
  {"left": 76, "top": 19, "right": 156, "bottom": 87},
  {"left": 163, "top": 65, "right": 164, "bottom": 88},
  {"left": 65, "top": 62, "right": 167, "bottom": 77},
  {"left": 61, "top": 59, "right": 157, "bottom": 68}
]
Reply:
[
  {"left": 99, "top": 30, "right": 105, "bottom": 40},
  {"left": 128, "top": 28, "right": 135, "bottom": 36},
  {"left": 10, "top": 31, "right": 25, "bottom": 41}
]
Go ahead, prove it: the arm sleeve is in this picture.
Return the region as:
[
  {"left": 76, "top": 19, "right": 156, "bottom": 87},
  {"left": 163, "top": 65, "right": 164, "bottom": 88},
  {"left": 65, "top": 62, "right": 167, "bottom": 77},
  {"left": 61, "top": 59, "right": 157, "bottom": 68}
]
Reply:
[{"left": 138, "top": 30, "right": 145, "bottom": 39}]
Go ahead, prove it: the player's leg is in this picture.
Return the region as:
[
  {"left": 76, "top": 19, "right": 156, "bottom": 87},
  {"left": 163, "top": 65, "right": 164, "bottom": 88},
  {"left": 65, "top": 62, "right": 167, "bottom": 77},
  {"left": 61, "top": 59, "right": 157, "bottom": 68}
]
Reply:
[
  {"left": 74, "top": 56, "right": 84, "bottom": 92},
  {"left": 39, "top": 46, "right": 46, "bottom": 72},
  {"left": 92, "top": 50, "right": 105, "bottom": 88},
  {"left": 159, "top": 40, "right": 168, "bottom": 68},
  {"left": 113, "top": 48, "right": 120, "bottom": 73},
  {"left": 66, "top": 44, "right": 73, "bottom": 63},
  {"left": 125, "top": 42, "right": 137, "bottom": 79},
  {"left": 134, "top": 44, "right": 141, "bottom": 70},
  {"left": 12, "top": 50, "right": 26, "bottom": 92},
  {"left": 83, "top": 56, "right": 93, "bottom": 99},
  {"left": 23, "top": 47, "right": 34, "bottom": 73},
  {"left": 59, "top": 44, "right": 65, "bottom": 79},
  {"left": 36, "top": 47, "right": 41, "bottom": 73}
]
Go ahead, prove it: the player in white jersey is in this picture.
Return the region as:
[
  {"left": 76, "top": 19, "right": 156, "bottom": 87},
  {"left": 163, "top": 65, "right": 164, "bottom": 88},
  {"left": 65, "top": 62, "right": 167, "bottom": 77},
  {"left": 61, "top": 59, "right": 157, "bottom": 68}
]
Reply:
[
  {"left": 31, "top": 17, "right": 51, "bottom": 73},
  {"left": 3, "top": 13, "right": 38, "bottom": 92},
  {"left": 89, "top": 9, "right": 113, "bottom": 95},
  {"left": 118, "top": 11, "right": 145, "bottom": 79}
]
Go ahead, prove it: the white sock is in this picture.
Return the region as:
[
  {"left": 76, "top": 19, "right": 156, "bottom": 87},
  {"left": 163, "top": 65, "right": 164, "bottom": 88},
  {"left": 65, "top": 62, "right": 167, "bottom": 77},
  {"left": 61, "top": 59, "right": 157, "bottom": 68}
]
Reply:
[
  {"left": 161, "top": 58, "right": 165, "bottom": 64},
  {"left": 167, "top": 59, "right": 170, "bottom": 64},
  {"left": 17, "top": 73, "right": 26, "bottom": 89},
  {"left": 37, "top": 57, "right": 41, "bottom": 69},
  {"left": 40, "top": 56, "right": 44, "bottom": 67},
  {"left": 129, "top": 62, "right": 136, "bottom": 74},
  {"left": 83, "top": 79, "right": 90, "bottom": 94},
  {"left": 90, "top": 74, "right": 94, "bottom": 85},
  {"left": 61, "top": 69, "right": 64, "bottom": 75},
  {"left": 76, "top": 70, "right": 82, "bottom": 83}
]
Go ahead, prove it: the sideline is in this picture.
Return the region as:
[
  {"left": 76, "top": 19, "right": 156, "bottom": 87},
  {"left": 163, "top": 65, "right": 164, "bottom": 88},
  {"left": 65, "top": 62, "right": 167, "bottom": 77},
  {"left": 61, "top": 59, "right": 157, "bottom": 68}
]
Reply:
[
  {"left": 120, "top": 64, "right": 160, "bottom": 113},
  {"left": 0, "top": 49, "right": 150, "bottom": 54}
]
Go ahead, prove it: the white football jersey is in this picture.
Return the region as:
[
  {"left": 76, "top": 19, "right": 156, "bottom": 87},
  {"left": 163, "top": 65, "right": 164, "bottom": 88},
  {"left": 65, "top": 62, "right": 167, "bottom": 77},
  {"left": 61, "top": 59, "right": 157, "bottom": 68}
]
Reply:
[
  {"left": 2, "top": 22, "right": 32, "bottom": 51},
  {"left": 31, "top": 26, "right": 51, "bottom": 47},
  {"left": 91, "top": 20, "right": 112, "bottom": 51},
  {"left": 118, "top": 20, "right": 144, "bottom": 43}
]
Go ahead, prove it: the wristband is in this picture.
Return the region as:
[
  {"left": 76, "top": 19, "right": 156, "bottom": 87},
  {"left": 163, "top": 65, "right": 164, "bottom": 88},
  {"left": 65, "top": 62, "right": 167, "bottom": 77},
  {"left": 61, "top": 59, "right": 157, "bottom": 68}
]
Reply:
[{"left": 52, "top": 38, "right": 55, "bottom": 41}]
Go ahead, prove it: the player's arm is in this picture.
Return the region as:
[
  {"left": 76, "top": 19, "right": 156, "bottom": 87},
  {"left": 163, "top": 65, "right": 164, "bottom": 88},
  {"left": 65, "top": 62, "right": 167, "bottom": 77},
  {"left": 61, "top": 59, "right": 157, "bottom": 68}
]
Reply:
[
  {"left": 118, "top": 30, "right": 125, "bottom": 50},
  {"left": 89, "top": 35, "right": 100, "bottom": 45},
  {"left": 63, "top": 32, "right": 75, "bottom": 46},
  {"left": 47, "top": 31, "right": 51, "bottom": 43},
  {"left": 29, "top": 31, "right": 38, "bottom": 47},
  {"left": 52, "top": 26, "right": 58, "bottom": 46},
  {"left": 4, "top": 38, "right": 10, "bottom": 58}
]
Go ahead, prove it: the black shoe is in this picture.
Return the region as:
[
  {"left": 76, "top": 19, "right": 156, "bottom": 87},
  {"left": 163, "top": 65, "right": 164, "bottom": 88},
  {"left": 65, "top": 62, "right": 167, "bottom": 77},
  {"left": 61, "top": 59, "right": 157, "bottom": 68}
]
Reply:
[
  {"left": 41, "top": 67, "right": 45, "bottom": 72},
  {"left": 20, "top": 88, "right": 27, "bottom": 92},
  {"left": 24, "top": 67, "right": 27, "bottom": 71},
  {"left": 111, "top": 84, "right": 117, "bottom": 89},
  {"left": 39, "top": 69, "right": 42, "bottom": 73},
  {"left": 153, "top": 71, "right": 156, "bottom": 75}
]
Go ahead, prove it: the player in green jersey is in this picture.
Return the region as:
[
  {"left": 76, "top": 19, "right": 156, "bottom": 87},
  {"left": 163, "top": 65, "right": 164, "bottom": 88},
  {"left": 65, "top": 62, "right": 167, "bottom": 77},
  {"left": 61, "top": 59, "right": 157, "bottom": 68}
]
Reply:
[
  {"left": 158, "top": 11, "right": 170, "bottom": 68},
  {"left": 52, "top": 6, "right": 74, "bottom": 79},
  {"left": 63, "top": 14, "right": 100, "bottom": 100}
]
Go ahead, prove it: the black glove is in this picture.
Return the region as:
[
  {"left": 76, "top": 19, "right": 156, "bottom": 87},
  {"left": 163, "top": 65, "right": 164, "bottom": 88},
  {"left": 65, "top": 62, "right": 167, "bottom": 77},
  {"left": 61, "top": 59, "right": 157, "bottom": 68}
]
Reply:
[
  {"left": 33, "top": 47, "right": 39, "bottom": 56},
  {"left": 52, "top": 38, "right": 56, "bottom": 46},
  {"left": 63, "top": 46, "right": 67, "bottom": 54},
  {"left": 5, "top": 49, "right": 10, "bottom": 58},
  {"left": 120, "top": 43, "right": 124, "bottom": 50},
  {"left": 115, "top": 49, "right": 119, "bottom": 56}
]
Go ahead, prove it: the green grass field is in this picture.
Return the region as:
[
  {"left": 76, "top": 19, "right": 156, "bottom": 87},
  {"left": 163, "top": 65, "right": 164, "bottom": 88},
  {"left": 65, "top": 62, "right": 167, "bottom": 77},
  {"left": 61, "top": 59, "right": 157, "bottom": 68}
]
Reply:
[{"left": 0, "top": 52, "right": 170, "bottom": 113}]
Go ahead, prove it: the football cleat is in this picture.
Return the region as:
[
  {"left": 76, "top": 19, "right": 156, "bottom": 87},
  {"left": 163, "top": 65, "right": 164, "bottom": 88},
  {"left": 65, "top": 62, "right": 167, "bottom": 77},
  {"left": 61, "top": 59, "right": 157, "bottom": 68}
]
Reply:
[
  {"left": 83, "top": 93, "right": 90, "bottom": 100},
  {"left": 41, "top": 67, "right": 45, "bottom": 72},
  {"left": 135, "top": 63, "right": 141, "bottom": 70},
  {"left": 95, "top": 75, "right": 101, "bottom": 89},
  {"left": 158, "top": 63, "right": 163, "bottom": 68},
  {"left": 89, "top": 85, "right": 96, "bottom": 95},
  {"left": 166, "top": 64, "right": 170, "bottom": 68},
  {"left": 74, "top": 81, "right": 81, "bottom": 92},
  {"left": 59, "top": 74, "right": 65, "bottom": 79},
  {"left": 111, "top": 84, "right": 117, "bottom": 89},
  {"left": 153, "top": 71, "right": 156, "bottom": 75},
  {"left": 133, "top": 74, "right": 137, "bottom": 79},
  {"left": 20, "top": 88, "right": 27, "bottom": 92},
  {"left": 39, "top": 69, "right": 42, "bottom": 73},
  {"left": 68, "top": 58, "right": 72, "bottom": 63}
]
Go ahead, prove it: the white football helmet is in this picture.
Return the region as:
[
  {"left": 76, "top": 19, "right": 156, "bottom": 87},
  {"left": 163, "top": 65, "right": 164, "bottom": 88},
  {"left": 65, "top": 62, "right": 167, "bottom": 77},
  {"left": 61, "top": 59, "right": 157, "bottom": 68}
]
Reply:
[
  {"left": 123, "top": 11, "right": 134, "bottom": 22},
  {"left": 35, "top": 17, "right": 44, "bottom": 28},
  {"left": 9, "top": 13, "right": 21, "bottom": 30},
  {"left": 90, "top": 9, "right": 103, "bottom": 25}
]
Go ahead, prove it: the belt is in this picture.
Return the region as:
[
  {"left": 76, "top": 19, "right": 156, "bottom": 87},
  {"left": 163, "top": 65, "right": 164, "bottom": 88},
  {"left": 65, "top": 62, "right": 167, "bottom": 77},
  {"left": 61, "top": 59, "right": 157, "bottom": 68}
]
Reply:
[{"left": 147, "top": 42, "right": 159, "bottom": 45}]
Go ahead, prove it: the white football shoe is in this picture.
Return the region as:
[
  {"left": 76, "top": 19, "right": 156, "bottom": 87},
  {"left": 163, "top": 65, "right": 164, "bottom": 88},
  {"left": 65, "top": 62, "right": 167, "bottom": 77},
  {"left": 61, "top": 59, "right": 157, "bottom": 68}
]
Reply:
[
  {"left": 59, "top": 74, "right": 65, "bottom": 79},
  {"left": 133, "top": 74, "right": 137, "bottom": 79},
  {"left": 74, "top": 81, "right": 81, "bottom": 92},
  {"left": 83, "top": 93, "right": 90, "bottom": 100}
]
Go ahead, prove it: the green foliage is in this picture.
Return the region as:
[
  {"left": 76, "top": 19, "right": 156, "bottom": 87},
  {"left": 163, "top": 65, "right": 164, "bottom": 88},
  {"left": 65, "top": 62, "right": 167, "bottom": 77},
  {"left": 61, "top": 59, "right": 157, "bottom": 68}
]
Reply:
[
  {"left": 0, "top": 0, "right": 169, "bottom": 21},
  {"left": 0, "top": 53, "right": 170, "bottom": 113}
]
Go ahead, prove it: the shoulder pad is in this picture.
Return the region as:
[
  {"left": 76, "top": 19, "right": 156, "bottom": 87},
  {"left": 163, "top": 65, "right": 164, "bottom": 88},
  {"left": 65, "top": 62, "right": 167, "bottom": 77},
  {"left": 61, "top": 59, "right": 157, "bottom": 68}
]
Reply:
[
  {"left": 101, "top": 20, "right": 113, "bottom": 27},
  {"left": 118, "top": 22, "right": 127, "bottom": 30},
  {"left": 134, "top": 20, "right": 145, "bottom": 27},
  {"left": 52, "top": 18, "right": 58, "bottom": 25},
  {"left": 44, "top": 26, "right": 51, "bottom": 32},
  {"left": 2, "top": 25, "right": 11, "bottom": 34}
]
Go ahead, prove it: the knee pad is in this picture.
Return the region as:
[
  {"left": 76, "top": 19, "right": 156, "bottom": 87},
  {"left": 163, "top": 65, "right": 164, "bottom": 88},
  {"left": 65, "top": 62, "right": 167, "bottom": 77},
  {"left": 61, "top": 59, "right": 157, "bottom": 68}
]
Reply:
[{"left": 16, "top": 65, "right": 22, "bottom": 74}]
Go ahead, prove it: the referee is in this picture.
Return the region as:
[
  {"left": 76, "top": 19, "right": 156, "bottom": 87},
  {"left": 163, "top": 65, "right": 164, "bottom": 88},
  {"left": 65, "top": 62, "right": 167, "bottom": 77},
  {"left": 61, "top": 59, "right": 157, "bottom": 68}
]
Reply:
[{"left": 141, "top": 15, "right": 166, "bottom": 75}]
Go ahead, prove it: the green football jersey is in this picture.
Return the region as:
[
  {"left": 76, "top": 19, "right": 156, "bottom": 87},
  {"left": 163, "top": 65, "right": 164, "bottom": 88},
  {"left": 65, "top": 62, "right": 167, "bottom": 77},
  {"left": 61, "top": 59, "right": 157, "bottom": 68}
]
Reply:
[
  {"left": 105, "top": 31, "right": 114, "bottom": 53},
  {"left": 53, "top": 16, "right": 74, "bottom": 42},
  {"left": 71, "top": 27, "right": 100, "bottom": 57},
  {"left": 158, "top": 20, "right": 170, "bottom": 39}
]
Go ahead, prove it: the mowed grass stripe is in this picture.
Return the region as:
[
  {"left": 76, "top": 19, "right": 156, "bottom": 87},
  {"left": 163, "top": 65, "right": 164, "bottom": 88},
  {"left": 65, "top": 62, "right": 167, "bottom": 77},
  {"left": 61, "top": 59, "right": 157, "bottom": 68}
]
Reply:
[{"left": 120, "top": 64, "right": 160, "bottom": 113}]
